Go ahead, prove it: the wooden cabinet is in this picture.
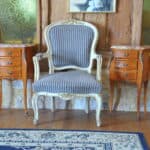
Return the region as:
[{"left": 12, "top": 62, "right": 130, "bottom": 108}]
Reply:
[
  {"left": 109, "top": 45, "right": 150, "bottom": 119},
  {"left": 0, "top": 44, "right": 37, "bottom": 113}
]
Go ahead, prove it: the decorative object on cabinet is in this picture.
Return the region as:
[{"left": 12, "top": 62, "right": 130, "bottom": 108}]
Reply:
[
  {"left": 109, "top": 45, "right": 150, "bottom": 119},
  {"left": 0, "top": 44, "right": 37, "bottom": 113},
  {"left": 69, "top": 0, "right": 116, "bottom": 13},
  {"left": 32, "top": 19, "right": 103, "bottom": 126}
]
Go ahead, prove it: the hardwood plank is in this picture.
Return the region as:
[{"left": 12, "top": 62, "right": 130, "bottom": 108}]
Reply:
[
  {"left": 107, "top": 0, "right": 132, "bottom": 45},
  {"left": 131, "top": 0, "right": 143, "bottom": 45},
  {"left": 50, "top": 0, "right": 71, "bottom": 22},
  {"left": 84, "top": 14, "right": 107, "bottom": 52},
  {"left": 38, "top": 0, "right": 144, "bottom": 51},
  {"left": 41, "top": 0, "right": 50, "bottom": 51}
]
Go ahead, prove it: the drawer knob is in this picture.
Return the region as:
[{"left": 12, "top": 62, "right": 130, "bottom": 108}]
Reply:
[
  {"left": 7, "top": 71, "right": 12, "bottom": 75},
  {"left": 124, "top": 73, "right": 128, "bottom": 77},
  {"left": 116, "top": 63, "right": 128, "bottom": 68},
  {"left": 124, "top": 53, "right": 129, "bottom": 57},
  {"left": 123, "top": 64, "right": 128, "bottom": 67},
  {"left": 7, "top": 51, "right": 12, "bottom": 56},
  {"left": 7, "top": 61, "right": 12, "bottom": 65}
]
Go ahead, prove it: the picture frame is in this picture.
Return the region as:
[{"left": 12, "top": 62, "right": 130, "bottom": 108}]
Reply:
[{"left": 69, "top": 0, "right": 116, "bottom": 13}]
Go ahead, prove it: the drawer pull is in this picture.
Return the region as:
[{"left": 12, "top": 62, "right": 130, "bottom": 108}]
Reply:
[
  {"left": 124, "top": 53, "right": 129, "bottom": 57},
  {"left": 7, "top": 51, "right": 12, "bottom": 56},
  {"left": 116, "top": 63, "right": 128, "bottom": 68},
  {"left": 7, "top": 71, "right": 13, "bottom": 75},
  {"left": 124, "top": 73, "right": 128, "bottom": 77},
  {"left": 6, "top": 61, "right": 12, "bottom": 65},
  {"left": 123, "top": 64, "right": 128, "bottom": 67}
]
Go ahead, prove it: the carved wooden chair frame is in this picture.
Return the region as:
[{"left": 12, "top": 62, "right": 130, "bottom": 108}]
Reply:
[{"left": 32, "top": 19, "right": 103, "bottom": 126}]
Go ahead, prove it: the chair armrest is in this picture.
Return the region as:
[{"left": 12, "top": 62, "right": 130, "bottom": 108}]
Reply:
[
  {"left": 33, "top": 52, "right": 49, "bottom": 81},
  {"left": 93, "top": 54, "right": 103, "bottom": 81},
  {"left": 34, "top": 52, "right": 48, "bottom": 61}
]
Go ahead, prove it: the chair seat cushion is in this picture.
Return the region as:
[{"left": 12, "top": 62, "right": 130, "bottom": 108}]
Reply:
[{"left": 33, "top": 70, "right": 102, "bottom": 94}]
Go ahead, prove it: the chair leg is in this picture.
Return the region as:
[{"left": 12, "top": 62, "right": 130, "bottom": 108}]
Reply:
[
  {"left": 85, "top": 97, "right": 90, "bottom": 114},
  {"left": 41, "top": 95, "right": 46, "bottom": 108},
  {"left": 143, "top": 80, "right": 148, "bottom": 114},
  {"left": 65, "top": 100, "right": 70, "bottom": 110},
  {"left": 32, "top": 93, "right": 39, "bottom": 125},
  {"left": 95, "top": 94, "right": 102, "bottom": 127},
  {"left": 51, "top": 97, "right": 55, "bottom": 112}
]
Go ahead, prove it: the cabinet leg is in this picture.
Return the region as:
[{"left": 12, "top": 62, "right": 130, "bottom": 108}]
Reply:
[
  {"left": 113, "top": 82, "right": 121, "bottom": 111},
  {"left": 23, "top": 78, "right": 27, "bottom": 114},
  {"left": 109, "top": 80, "right": 115, "bottom": 112},
  {"left": 143, "top": 80, "right": 148, "bottom": 114},
  {"left": 0, "top": 80, "right": 2, "bottom": 109},
  {"left": 137, "top": 84, "right": 142, "bottom": 120}
]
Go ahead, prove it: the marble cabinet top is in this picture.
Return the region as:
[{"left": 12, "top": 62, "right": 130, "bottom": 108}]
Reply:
[
  {"left": 0, "top": 43, "right": 36, "bottom": 48},
  {"left": 111, "top": 45, "right": 150, "bottom": 50}
]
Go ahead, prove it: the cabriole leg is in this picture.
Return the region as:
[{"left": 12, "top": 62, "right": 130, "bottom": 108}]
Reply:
[
  {"left": 95, "top": 94, "right": 102, "bottom": 127},
  {"left": 32, "top": 93, "right": 39, "bottom": 125},
  {"left": 85, "top": 97, "right": 90, "bottom": 114},
  {"left": 51, "top": 97, "right": 55, "bottom": 112}
]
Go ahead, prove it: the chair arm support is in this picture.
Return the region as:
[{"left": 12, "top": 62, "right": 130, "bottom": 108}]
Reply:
[
  {"left": 93, "top": 54, "right": 102, "bottom": 81},
  {"left": 33, "top": 52, "right": 49, "bottom": 81},
  {"left": 34, "top": 52, "right": 48, "bottom": 61}
]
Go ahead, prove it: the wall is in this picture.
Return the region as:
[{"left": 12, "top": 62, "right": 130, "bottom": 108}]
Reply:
[
  {"left": 37, "top": 0, "right": 143, "bottom": 52},
  {"left": 2, "top": 0, "right": 149, "bottom": 112}
]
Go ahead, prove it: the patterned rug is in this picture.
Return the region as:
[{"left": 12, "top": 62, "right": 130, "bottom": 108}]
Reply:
[{"left": 0, "top": 129, "right": 148, "bottom": 150}]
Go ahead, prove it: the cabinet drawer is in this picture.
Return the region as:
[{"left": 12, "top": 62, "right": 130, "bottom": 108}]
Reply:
[
  {"left": 110, "top": 70, "right": 137, "bottom": 81},
  {"left": 0, "top": 48, "right": 21, "bottom": 57},
  {"left": 112, "top": 50, "right": 138, "bottom": 59},
  {"left": 112, "top": 60, "right": 138, "bottom": 70},
  {"left": 0, "top": 67, "right": 21, "bottom": 78},
  {"left": 0, "top": 58, "right": 21, "bottom": 67}
]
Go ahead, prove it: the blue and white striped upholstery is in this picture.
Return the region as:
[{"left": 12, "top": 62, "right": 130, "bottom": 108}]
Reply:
[
  {"left": 33, "top": 70, "right": 102, "bottom": 94},
  {"left": 49, "top": 25, "right": 94, "bottom": 68}
]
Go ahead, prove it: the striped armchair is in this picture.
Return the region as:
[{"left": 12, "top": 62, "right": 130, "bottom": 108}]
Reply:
[{"left": 32, "top": 19, "right": 103, "bottom": 126}]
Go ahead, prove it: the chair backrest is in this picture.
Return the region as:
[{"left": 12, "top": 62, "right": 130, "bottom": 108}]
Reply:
[{"left": 44, "top": 19, "right": 98, "bottom": 72}]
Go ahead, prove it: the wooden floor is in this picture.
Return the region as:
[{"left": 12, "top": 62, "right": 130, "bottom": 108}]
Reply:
[{"left": 0, "top": 109, "right": 150, "bottom": 146}]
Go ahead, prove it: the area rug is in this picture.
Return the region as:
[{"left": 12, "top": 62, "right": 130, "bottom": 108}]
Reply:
[{"left": 0, "top": 129, "right": 148, "bottom": 150}]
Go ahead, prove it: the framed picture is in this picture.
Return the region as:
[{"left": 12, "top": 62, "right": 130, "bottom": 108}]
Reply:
[{"left": 69, "top": 0, "right": 116, "bottom": 13}]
